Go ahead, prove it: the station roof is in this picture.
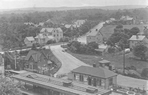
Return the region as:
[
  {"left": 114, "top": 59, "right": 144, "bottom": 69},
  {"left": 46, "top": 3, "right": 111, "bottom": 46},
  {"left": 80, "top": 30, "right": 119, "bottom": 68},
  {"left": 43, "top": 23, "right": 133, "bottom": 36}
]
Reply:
[
  {"left": 12, "top": 72, "right": 110, "bottom": 95},
  {"left": 72, "top": 66, "right": 117, "bottom": 78}
]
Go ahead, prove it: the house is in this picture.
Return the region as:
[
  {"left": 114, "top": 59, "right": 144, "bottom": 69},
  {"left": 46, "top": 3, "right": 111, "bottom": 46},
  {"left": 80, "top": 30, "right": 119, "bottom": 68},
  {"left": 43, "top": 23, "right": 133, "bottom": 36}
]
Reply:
[
  {"left": 24, "top": 22, "right": 34, "bottom": 26},
  {"left": 35, "top": 34, "right": 45, "bottom": 45},
  {"left": 24, "top": 37, "right": 36, "bottom": 47},
  {"left": 86, "top": 29, "right": 104, "bottom": 44},
  {"left": 25, "top": 49, "right": 53, "bottom": 75},
  {"left": 39, "top": 22, "right": 44, "bottom": 26},
  {"left": 73, "top": 20, "right": 86, "bottom": 27},
  {"left": 129, "top": 34, "right": 148, "bottom": 49},
  {"left": 35, "top": 34, "right": 55, "bottom": 45},
  {"left": 120, "top": 16, "right": 134, "bottom": 25},
  {"left": 64, "top": 24, "right": 76, "bottom": 30},
  {"left": 0, "top": 54, "right": 4, "bottom": 77},
  {"left": 69, "top": 66, "right": 117, "bottom": 89},
  {"left": 143, "top": 26, "right": 148, "bottom": 38},
  {"left": 52, "top": 28, "right": 63, "bottom": 42},
  {"left": 39, "top": 27, "right": 63, "bottom": 42}
]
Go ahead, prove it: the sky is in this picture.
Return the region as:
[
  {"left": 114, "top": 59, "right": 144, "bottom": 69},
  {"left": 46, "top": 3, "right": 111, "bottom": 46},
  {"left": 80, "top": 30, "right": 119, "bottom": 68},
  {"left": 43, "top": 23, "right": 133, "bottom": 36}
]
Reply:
[{"left": 0, "top": 0, "right": 147, "bottom": 9}]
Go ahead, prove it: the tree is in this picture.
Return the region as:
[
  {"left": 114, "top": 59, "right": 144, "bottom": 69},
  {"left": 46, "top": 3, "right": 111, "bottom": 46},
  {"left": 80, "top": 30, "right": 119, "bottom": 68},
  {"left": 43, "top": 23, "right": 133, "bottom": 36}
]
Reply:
[
  {"left": 46, "top": 40, "right": 56, "bottom": 44},
  {"left": 133, "top": 44, "right": 148, "bottom": 60},
  {"left": 31, "top": 43, "right": 37, "bottom": 50},
  {"left": 0, "top": 77, "right": 21, "bottom": 95},
  {"left": 130, "top": 27, "right": 140, "bottom": 36},
  {"left": 141, "top": 68, "right": 148, "bottom": 79},
  {"left": 114, "top": 24, "right": 123, "bottom": 33},
  {"left": 116, "top": 24, "right": 123, "bottom": 29},
  {"left": 87, "top": 42, "right": 98, "bottom": 49}
]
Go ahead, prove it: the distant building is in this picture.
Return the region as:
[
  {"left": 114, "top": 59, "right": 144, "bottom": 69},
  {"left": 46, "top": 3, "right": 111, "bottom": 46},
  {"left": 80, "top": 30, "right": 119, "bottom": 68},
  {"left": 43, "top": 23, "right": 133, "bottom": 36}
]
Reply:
[
  {"left": 64, "top": 24, "right": 76, "bottom": 30},
  {"left": 86, "top": 29, "right": 104, "bottom": 44},
  {"left": 73, "top": 20, "right": 86, "bottom": 27},
  {"left": 39, "top": 22, "right": 44, "bottom": 26},
  {"left": 24, "top": 22, "right": 35, "bottom": 26},
  {"left": 120, "top": 16, "right": 134, "bottom": 25},
  {"left": 69, "top": 66, "right": 117, "bottom": 89},
  {"left": 25, "top": 49, "right": 53, "bottom": 74},
  {"left": 0, "top": 54, "right": 4, "bottom": 77},
  {"left": 129, "top": 34, "right": 148, "bottom": 49},
  {"left": 13, "top": 71, "right": 111, "bottom": 95},
  {"left": 39, "top": 27, "right": 63, "bottom": 42},
  {"left": 52, "top": 28, "right": 63, "bottom": 42},
  {"left": 110, "top": 18, "right": 115, "bottom": 21},
  {"left": 35, "top": 34, "right": 55, "bottom": 45},
  {"left": 143, "top": 26, "right": 148, "bottom": 38},
  {"left": 24, "top": 37, "right": 36, "bottom": 47}
]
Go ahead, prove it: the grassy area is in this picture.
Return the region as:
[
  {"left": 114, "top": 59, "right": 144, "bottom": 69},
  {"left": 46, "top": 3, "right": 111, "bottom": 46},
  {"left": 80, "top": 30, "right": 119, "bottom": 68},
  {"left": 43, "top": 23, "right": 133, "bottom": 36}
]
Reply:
[
  {"left": 70, "top": 52, "right": 148, "bottom": 73},
  {"left": 70, "top": 52, "right": 104, "bottom": 66},
  {"left": 100, "top": 24, "right": 147, "bottom": 39}
]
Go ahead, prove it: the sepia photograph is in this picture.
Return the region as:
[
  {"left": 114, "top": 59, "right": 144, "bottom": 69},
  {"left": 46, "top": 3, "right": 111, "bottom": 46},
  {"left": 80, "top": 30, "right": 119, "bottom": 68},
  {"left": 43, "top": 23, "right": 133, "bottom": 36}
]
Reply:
[{"left": 0, "top": 0, "right": 148, "bottom": 95}]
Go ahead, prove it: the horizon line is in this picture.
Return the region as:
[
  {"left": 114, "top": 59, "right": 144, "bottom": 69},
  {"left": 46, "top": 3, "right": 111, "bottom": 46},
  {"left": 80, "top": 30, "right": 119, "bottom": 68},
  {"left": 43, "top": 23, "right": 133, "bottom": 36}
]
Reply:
[{"left": 0, "top": 4, "right": 147, "bottom": 11}]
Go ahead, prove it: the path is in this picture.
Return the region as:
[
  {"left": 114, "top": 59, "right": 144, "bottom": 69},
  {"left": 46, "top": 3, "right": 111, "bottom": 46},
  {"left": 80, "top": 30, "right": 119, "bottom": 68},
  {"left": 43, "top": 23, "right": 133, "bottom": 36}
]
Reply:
[{"left": 117, "top": 75, "right": 148, "bottom": 91}]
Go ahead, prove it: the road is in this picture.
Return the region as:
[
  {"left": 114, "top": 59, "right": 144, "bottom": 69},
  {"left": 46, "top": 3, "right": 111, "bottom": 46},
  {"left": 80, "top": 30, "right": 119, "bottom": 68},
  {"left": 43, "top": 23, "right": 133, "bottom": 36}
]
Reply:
[
  {"left": 50, "top": 45, "right": 89, "bottom": 75},
  {"left": 77, "top": 22, "right": 105, "bottom": 44}
]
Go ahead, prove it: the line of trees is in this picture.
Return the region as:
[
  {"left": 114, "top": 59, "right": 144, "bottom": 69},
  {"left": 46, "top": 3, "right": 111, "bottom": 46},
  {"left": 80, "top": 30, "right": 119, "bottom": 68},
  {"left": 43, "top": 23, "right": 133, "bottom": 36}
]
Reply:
[
  {"left": 67, "top": 41, "right": 98, "bottom": 55},
  {"left": 106, "top": 24, "right": 140, "bottom": 49}
]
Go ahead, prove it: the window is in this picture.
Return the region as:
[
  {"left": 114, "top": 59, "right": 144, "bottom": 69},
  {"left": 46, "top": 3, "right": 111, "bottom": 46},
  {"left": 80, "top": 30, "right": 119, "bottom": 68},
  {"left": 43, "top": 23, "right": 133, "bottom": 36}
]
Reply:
[{"left": 109, "top": 77, "right": 113, "bottom": 86}]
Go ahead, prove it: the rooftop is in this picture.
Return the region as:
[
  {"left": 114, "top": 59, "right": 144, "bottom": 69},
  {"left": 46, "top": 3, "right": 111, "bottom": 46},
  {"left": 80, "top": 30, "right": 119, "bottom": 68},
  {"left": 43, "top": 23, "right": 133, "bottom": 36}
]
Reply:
[
  {"left": 25, "top": 49, "right": 52, "bottom": 66},
  {"left": 35, "top": 34, "right": 44, "bottom": 38},
  {"left": 65, "top": 24, "right": 72, "bottom": 28},
  {"left": 47, "top": 36, "right": 54, "bottom": 39},
  {"left": 72, "top": 66, "right": 117, "bottom": 78},
  {"left": 40, "top": 28, "right": 54, "bottom": 33},
  {"left": 120, "top": 16, "right": 133, "bottom": 21},
  {"left": 129, "top": 35, "right": 145, "bottom": 41},
  {"left": 25, "top": 37, "right": 35, "bottom": 41},
  {"left": 54, "top": 28, "right": 63, "bottom": 32},
  {"left": 99, "top": 60, "right": 110, "bottom": 64},
  {"left": 12, "top": 72, "right": 110, "bottom": 95}
]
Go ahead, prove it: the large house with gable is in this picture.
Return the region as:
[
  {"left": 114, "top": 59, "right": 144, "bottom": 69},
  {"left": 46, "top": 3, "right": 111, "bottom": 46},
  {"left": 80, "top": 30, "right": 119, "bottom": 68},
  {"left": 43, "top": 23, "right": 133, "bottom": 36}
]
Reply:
[
  {"left": 86, "top": 28, "right": 104, "bottom": 44},
  {"left": 35, "top": 28, "right": 63, "bottom": 44},
  {"left": 25, "top": 49, "right": 53, "bottom": 75}
]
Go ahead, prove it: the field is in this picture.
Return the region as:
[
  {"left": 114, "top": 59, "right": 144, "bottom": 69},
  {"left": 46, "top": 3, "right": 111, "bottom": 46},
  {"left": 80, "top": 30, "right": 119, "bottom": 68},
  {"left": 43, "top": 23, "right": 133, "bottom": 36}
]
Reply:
[{"left": 100, "top": 24, "right": 147, "bottom": 39}]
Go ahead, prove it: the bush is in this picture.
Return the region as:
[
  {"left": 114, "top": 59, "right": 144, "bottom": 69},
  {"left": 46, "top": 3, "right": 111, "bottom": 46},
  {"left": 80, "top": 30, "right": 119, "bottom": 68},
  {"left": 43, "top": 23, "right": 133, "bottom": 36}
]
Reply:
[
  {"left": 133, "top": 44, "right": 148, "bottom": 61},
  {"left": 141, "top": 68, "right": 148, "bottom": 79},
  {"left": 46, "top": 40, "right": 56, "bottom": 44}
]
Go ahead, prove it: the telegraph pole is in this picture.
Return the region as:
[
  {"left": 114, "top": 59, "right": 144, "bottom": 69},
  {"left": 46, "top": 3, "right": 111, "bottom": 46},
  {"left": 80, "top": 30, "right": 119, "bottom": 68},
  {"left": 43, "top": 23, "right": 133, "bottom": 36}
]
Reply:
[
  {"left": 123, "top": 46, "right": 125, "bottom": 74},
  {"left": 14, "top": 51, "right": 17, "bottom": 70}
]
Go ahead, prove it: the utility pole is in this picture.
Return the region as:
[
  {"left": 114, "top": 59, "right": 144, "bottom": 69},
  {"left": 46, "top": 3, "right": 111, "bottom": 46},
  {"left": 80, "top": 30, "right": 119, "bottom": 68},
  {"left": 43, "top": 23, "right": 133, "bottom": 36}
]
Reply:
[
  {"left": 123, "top": 46, "right": 125, "bottom": 74},
  {"left": 14, "top": 51, "right": 17, "bottom": 70}
]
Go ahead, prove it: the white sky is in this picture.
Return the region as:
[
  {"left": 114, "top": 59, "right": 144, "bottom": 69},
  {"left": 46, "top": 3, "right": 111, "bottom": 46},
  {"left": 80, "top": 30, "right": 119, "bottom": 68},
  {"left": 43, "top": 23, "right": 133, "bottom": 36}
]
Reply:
[{"left": 0, "top": 0, "right": 147, "bottom": 9}]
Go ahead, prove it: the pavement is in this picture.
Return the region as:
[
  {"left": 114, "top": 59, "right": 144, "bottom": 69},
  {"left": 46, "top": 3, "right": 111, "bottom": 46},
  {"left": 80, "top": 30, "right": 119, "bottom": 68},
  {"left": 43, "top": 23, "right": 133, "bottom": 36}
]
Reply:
[
  {"left": 117, "top": 75, "right": 148, "bottom": 91},
  {"left": 50, "top": 45, "right": 89, "bottom": 75}
]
